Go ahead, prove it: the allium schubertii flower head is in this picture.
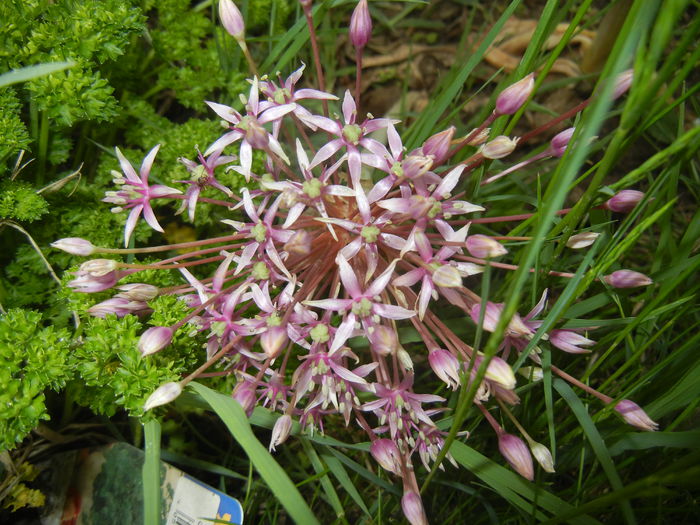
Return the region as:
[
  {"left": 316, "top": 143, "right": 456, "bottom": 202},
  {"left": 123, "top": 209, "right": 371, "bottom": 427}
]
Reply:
[{"left": 53, "top": 2, "right": 658, "bottom": 523}]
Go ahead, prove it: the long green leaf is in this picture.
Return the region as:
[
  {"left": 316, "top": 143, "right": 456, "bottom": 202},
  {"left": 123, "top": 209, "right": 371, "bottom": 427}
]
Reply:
[
  {"left": 189, "top": 382, "right": 320, "bottom": 525},
  {"left": 449, "top": 441, "right": 600, "bottom": 525},
  {"left": 143, "top": 419, "right": 162, "bottom": 525},
  {"left": 553, "top": 379, "right": 635, "bottom": 524},
  {"left": 0, "top": 61, "right": 75, "bottom": 88}
]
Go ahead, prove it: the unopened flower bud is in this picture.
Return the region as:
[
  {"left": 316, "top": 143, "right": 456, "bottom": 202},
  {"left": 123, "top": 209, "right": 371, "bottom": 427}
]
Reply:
[
  {"left": 466, "top": 127, "right": 491, "bottom": 146},
  {"left": 613, "top": 69, "right": 633, "bottom": 100},
  {"left": 518, "top": 366, "right": 543, "bottom": 382},
  {"left": 261, "top": 325, "right": 288, "bottom": 359},
  {"left": 604, "top": 269, "right": 653, "bottom": 288},
  {"left": 498, "top": 433, "right": 534, "bottom": 480},
  {"left": 481, "top": 355, "right": 516, "bottom": 390},
  {"left": 549, "top": 329, "right": 595, "bottom": 353},
  {"left": 480, "top": 136, "right": 519, "bottom": 159},
  {"left": 284, "top": 229, "right": 312, "bottom": 256},
  {"left": 219, "top": 0, "right": 245, "bottom": 40},
  {"left": 139, "top": 326, "right": 174, "bottom": 356},
  {"left": 232, "top": 381, "right": 257, "bottom": 417},
  {"left": 370, "top": 439, "right": 402, "bottom": 475},
  {"left": 117, "top": 283, "right": 160, "bottom": 301},
  {"left": 432, "top": 264, "right": 462, "bottom": 288},
  {"left": 370, "top": 324, "right": 398, "bottom": 356},
  {"left": 401, "top": 490, "right": 428, "bottom": 525},
  {"left": 421, "top": 126, "right": 454, "bottom": 164},
  {"left": 614, "top": 399, "right": 658, "bottom": 431},
  {"left": 349, "top": 0, "right": 372, "bottom": 49},
  {"left": 51, "top": 237, "right": 96, "bottom": 256},
  {"left": 530, "top": 442, "right": 555, "bottom": 473},
  {"left": 428, "top": 348, "right": 461, "bottom": 389},
  {"left": 401, "top": 155, "right": 433, "bottom": 180},
  {"left": 397, "top": 347, "right": 413, "bottom": 372},
  {"left": 605, "top": 190, "right": 644, "bottom": 212},
  {"left": 80, "top": 258, "right": 118, "bottom": 277},
  {"left": 549, "top": 127, "right": 575, "bottom": 157},
  {"left": 566, "top": 232, "right": 599, "bottom": 249},
  {"left": 269, "top": 414, "right": 292, "bottom": 451},
  {"left": 495, "top": 73, "right": 535, "bottom": 115},
  {"left": 144, "top": 382, "right": 182, "bottom": 411},
  {"left": 466, "top": 234, "right": 507, "bottom": 258}
]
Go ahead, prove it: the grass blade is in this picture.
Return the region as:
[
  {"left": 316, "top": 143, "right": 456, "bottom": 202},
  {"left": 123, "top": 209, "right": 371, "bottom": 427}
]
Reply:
[
  {"left": 0, "top": 61, "right": 75, "bottom": 88},
  {"left": 143, "top": 419, "right": 162, "bottom": 525},
  {"left": 189, "top": 382, "right": 320, "bottom": 525}
]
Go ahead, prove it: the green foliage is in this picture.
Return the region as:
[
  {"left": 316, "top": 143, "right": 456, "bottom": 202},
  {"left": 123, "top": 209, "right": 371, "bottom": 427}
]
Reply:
[
  {"left": 0, "top": 88, "right": 30, "bottom": 163},
  {"left": 71, "top": 306, "right": 202, "bottom": 418},
  {"left": 0, "top": 182, "right": 48, "bottom": 222},
  {"left": 0, "top": 309, "right": 72, "bottom": 450}
]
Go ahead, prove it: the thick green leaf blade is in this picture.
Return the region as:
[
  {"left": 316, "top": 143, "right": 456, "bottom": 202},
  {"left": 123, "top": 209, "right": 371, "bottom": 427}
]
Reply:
[
  {"left": 189, "top": 382, "right": 320, "bottom": 525},
  {"left": 0, "top": 61, "right": 75, "bottom": 88},
  {"left": 143, "top": 419, "right": 162, "bottom": 525},
  {"left": 450, "top": 441, "right": 599, "bottom": 524}
]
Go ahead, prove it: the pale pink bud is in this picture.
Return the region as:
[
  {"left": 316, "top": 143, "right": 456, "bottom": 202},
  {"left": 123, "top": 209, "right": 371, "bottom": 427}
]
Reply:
[
  {"left": 613, "top": 69, "right": 633, "bottom": 100},
  {"left": 604, "top": 269, "right": 653, "bottom": 288},
  {"left": 80, "top": 258, "right": 118, "bottom": 277},
  {"left": 370, "top": 439, "right": 402, "bottom": 475},
  {"left": 478, "top": 355, "right": 516, "bottom": 390},
  {"left": 530, "top": 442, "right": 555, "bottom": 473},
  {"left": 421, "top": 126, "right": 455, "bottom": 164},
  {"left": 370, "top": 324, "right": 399, "bottom": 356},
  {"left": 549, "top": 329, "right": 595, "bottom": 354},
  {"left": 397, "top": 347, "right": 413, "bottom": 372},
  {"left": 144, "top": 382, "right": 182, "bottom": 411},
  {"left": 480, "top": 136, "right": 519, "bottom": 159},
  {"left": 401, "top": 490, "right": 428, "bottom": 525},
  {"left": 261, "top": 325, "right": 288, "bottom": 359},
  {"left": 349, "top": 0, "right": 372, "bottom": 49},
  {"left": 51, "top": 237, "right": 96, "bottom": 256},
  {"left": 614, "top": 400, "right": 658, "bottom": 431},
  {"left": 466, "top": 234, "right": 508, "bottom": 258},
  {"left": 219, "top": 0, "right": 245, "bottom": 40},
  {"left": 495, "top": 73, "right": 535, "bottom": 115},
  {"left": 232, "top": 381, "right": 257, "bottom": 417},
  {"left": 116, "top": 283, "right": 160, "bottom": 301},
  {"left": 566, "top": 232, "right": 599, "bottom": 249},
  {"left": 432, "top": 264, "right": 462, "bottom": 288},
  {"left": 88, "top": 298, "right": 150, "bottom": 318},
  {"left": 269, "top": 414, "right": 292, "bottom": 451},
  {"left": 139, "top": 326, "right": 174, "bottom": 356},
  {"left": 401, "top": 155, "right": 433, "bottom": 180},
  {"left": 428, "top": 348, "right": 461, "bottom": 389},
  {"left": 549, "top": 127, "right": 575, "bottom": 157},
  {"left": 518, "top": 366, "right": 543, "bottom": 382},
  {"left": 284, "top": 229, "right": 312, "bottom": 256},
  {"left": 499, "top": 433, "right": 534, "bottom": 480},
  {"left": 467, "top": 127, "right": 490, "bottom": 146},
  {"left": 605, "top": 190, "right": 644, "bottom": 212}
]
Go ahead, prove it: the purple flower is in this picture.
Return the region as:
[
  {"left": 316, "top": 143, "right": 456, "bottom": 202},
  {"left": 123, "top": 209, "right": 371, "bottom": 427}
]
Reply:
[{"left": 104, "top": 145, "right": 182, "bottom": 246}]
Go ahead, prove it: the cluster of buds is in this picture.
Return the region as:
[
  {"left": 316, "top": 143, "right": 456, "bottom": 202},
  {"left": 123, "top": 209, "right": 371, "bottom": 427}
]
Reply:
[{"left": 53, "top": 2, "right": 656, "bottom": 523}]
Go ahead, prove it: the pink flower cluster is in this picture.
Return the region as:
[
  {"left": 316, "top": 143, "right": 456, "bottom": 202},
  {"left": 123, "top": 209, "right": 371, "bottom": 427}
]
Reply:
[{"left": 53, "top": 2, "right": 657, "bottom": 523}]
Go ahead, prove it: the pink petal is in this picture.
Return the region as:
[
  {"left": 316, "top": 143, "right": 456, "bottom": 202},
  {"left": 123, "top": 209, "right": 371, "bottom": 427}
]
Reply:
[
  {"left": 337, "top": 254, "right": 362, "bottom": 298},
  {"left": 294, "top": 88, "right": 338, "bottom": 101},
  {"left": 259, "top": 103, "right": 297, "bottom": 124},
  {"left": 387, "top": 122, "right": 403, "bottom": 159},
  {"left": 204, "top": 131, "right": 243, "bottom": 156},
  {"left": 309, "top": 139, "right": 343, "bottom": 169},
  {"left": 393, "top": 268, "right": 423, "bottom": 287},
  {"left": 142, "top": 203, "right": 164, "bottom": 233},
  {"left": 330, "top": 313, "right": 358, "bottom": 354},
  {"left": 342, "top": 90, "right": 356, "bottom": 123},
  {"left": 115, "top": 147, "right": 140, "bottom": 183},
  {"left": 123, "top": 205, "right": 143, "bottom": 246},
  {"left": 140, "top": 144, "right": 161, "bottom": 182},
  {"left": 373, "top": 303, "right": 415, "bottom": 320},
  {"left": 205, "top": 101, "right": 240, "bottom": 123}
]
